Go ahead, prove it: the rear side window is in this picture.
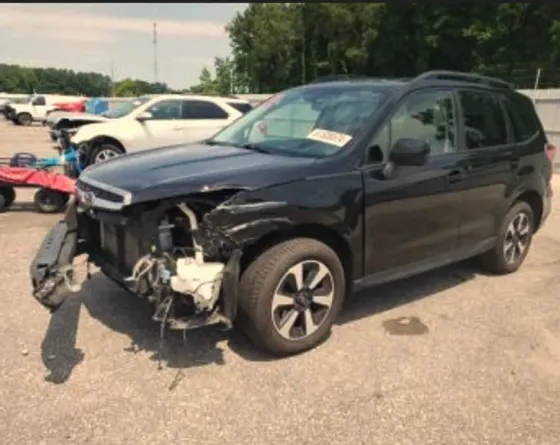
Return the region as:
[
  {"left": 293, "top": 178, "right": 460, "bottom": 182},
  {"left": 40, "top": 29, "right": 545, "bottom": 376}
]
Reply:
[
  {"left": 227, "top": 102, "right": 252, "bottom": 114},
  {"left": 183, "top": 100, "right": 229, "bottom": 119},
  {"left": 503, "top": 94, "right": 540, "bottom": 143},
  {"left": 458, "top": 91, "right": 507, "bottom": 149}
]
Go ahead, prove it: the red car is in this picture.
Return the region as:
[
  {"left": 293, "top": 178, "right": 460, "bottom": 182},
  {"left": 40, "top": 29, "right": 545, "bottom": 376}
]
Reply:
[{"left": 52, "top": 100, "right": 86, "bottom": 113}]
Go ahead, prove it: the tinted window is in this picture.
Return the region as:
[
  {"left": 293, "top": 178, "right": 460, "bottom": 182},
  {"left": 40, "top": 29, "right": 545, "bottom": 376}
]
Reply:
[
  {"left": 369, "top": 90, "right": 456, "bottom": 163},
  {"left": 146, "top": 100, "right": 183, "bottom": 120},
  {"left": 183, "top": 100, "right": 229, "bottom": 119},
  {"left": 504, "top": 94, "right": 540, "bottom": 142},
  {"left": 227, "top": 102, "right": 252, "bottom": 114},
  {"left": 459, "top": 91, "right": 507, "bottom": 149},
  {"left": 32, "top": 96, "right": 46, "bottom": 106}
]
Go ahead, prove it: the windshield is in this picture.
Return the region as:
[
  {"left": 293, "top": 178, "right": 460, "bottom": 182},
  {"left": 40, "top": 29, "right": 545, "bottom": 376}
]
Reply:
[
  {"left": 209, "top": 84, "right": 390, "bottom": 158},
  {"left": 104, "top": 96, "right": 151, "bottom": 119}
]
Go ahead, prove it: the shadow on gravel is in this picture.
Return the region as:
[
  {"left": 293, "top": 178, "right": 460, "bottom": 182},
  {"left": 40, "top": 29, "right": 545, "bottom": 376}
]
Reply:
[
  {"left": 40, "top": 260, "right": 481, "bottom": 385},
  {"left": 338, "top": 259, "right": 480, "bottom": 325},
  {"left": 40, "top": 273, "right": 263, "bottom": 386}
]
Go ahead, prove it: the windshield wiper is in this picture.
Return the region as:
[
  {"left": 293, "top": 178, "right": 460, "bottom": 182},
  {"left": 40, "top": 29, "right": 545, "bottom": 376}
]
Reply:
[
  {"left": 237, "top": 143, "right": 272, "bottom": 154},
  {"left": 205, "top": 140, "right": 272, "bottom": 154}
]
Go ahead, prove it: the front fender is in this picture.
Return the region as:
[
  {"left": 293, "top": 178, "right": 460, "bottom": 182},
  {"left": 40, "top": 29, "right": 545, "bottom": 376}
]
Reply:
[{"left": 202, "top": 173, "right": 364, "bottom": 275}]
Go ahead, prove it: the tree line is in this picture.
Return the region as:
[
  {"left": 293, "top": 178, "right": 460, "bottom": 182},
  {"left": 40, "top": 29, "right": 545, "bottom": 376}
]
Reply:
[
  {"left": 2, "top": 3, "right": 560, "bottom": 96},
  {"left": 0, "top": 63, "right": 175, "bottom": 97},
  {"left": 195, "top": 3, "right": 560, "bottom": 94}
]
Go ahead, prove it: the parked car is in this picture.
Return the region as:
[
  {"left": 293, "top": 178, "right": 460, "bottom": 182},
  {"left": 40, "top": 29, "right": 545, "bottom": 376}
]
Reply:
[
  {"left": 69, "top": 94, "right": 253, "bottom": 166},
  {"left": 7, "top": 94, "right": 85, "bottom": 126},
  {"left": 30, "top": 71, "right": 555, "bottom": 357}
]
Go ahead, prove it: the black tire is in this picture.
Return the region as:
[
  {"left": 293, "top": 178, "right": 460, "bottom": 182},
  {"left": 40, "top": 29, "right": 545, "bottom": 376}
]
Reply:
[
  {"left": 17, "top": 113, "right": 32, "bottom": 126},
  {"left": 87, "top": 142, "right": 124, "bottom": 167},
  {"left": 237, "top": 238, "right": 346, "bottom": 357},
  {"left": 478, "top": 201, "right": 535, "bottom": 275},
  {"left": 0, "top": 187, "right": 16, "bottom": 212},
  {"left": 33, "top": 188, "right": 69, "bottom": 214}
]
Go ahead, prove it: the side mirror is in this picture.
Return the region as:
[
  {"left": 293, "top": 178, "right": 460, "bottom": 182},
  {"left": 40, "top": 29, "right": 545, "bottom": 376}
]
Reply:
[
  {"left": 136, "top": 111, "right": 153, "bottom": 122},
  {"left": 390, "top": 138, "right": 430, "bottom": 166}
]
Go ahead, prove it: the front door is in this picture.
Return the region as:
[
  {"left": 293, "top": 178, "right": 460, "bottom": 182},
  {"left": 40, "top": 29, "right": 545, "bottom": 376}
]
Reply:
[
  {"left": 31, "top": 95, "right": 48, "bottom": 120},
  {"left": 136, "top": 99, "right": 187, "bottom": 150},
  {"left": 362, "top": 88, "right": 465, "bottom": 275}
]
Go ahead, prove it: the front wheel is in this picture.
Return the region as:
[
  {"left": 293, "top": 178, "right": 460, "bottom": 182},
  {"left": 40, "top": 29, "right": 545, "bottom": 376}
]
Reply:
[
  {"left": 478, "top": 201, "right": 535, "bottom": 274},
  {"left": 237, "top": 238, "right": 346, "bottom": 357},
  {"left": 87, "top": 143, "right": 124, "bottom": 166}
]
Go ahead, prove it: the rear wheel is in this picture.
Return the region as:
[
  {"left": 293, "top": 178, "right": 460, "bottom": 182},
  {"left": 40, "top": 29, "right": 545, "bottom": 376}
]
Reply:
[
  {"left": 33, "top": 188, "right": 69, "bottom": 214},
  {"left": 478, "top": 201, "right": 534, "bottom": 274},
  {"left": 87, "top": 142, "right": 124, "bottom": 166},
  {"left": 17, "top": 112, "right": 32, "bottom": 126},
  {"left": 237, "top": 238, "right": 346, "bottom": 357}
]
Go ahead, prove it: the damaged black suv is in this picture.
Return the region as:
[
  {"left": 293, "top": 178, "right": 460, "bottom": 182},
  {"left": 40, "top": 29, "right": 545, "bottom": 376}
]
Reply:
[{"left": 30, "top": 71, "right": 555, "bottom": 357}]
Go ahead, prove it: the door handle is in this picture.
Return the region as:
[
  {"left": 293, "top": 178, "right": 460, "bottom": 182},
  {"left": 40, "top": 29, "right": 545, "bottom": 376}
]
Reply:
[
  {"left": 171, "top": 126, "right": 184, "bottom": 131},
  {"left": 510, "top": 156, "right": 521, "bottom": 169},
  {"left": 447, "top": 169, "right": 466, "bottom": 184}
]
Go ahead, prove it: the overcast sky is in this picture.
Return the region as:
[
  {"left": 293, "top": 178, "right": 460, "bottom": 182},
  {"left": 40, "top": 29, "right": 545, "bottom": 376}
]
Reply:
[{"left": 0, "top": 3, "right": 247, "bottom": 89}]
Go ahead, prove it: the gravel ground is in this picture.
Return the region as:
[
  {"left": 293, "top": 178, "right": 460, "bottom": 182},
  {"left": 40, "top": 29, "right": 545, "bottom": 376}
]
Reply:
[{"left": 1, "top": 119, "right": 560, "bottom": 445}]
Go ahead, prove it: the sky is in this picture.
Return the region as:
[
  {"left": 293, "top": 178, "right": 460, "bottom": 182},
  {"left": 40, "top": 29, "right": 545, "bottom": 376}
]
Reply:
[{"left": 0, "top": 3, "right": 247, "bottom": 89}]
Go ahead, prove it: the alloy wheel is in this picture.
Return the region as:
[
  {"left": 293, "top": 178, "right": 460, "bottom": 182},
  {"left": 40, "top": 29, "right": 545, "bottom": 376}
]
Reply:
[
  {"left": 503, "top": 211, "right": 531, "bottom": 264},
  {"left": 271, "top": 260, "right": 335, "bottom": 341},
  {"left": 94, "top": 148, "right": 119, "bottom": 164}
]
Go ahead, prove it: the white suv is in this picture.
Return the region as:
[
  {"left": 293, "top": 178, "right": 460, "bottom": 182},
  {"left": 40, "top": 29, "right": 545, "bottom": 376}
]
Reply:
[{"left": 70, "top": 94, "right": 252, "bottom": 166}]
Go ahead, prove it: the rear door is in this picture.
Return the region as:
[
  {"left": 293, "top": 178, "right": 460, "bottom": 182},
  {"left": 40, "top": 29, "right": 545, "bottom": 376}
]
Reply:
[
  {"left": 455, "top": 89, "right": 515, "bottom": 250},
  {"left": 178, "top": 100, "right": 235, "bottom": 142},
  {"left": 363, "top": 88, "right": 466, "bottom": 275}
]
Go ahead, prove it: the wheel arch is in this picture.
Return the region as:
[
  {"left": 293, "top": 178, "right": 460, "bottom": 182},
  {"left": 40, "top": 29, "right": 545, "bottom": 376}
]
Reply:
[
  {"left": 91, "top": 135, "right": 126, "bottom": 153},
  {"left": 512, "top": 189, "right": 543, "bottom": 232},
  {"left": 238, "top": 223, "right": 354, "bottom": 296}
]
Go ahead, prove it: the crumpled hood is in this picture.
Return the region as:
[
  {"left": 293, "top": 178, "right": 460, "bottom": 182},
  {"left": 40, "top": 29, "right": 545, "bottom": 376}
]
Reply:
[{"left": 79, "top": 142, "right": 318, "bottom": 205}]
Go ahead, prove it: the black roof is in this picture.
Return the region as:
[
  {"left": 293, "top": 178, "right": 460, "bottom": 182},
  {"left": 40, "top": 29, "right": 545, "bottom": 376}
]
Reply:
[{"left": 304, "top": 70, "right": 513, "bottom": 92}]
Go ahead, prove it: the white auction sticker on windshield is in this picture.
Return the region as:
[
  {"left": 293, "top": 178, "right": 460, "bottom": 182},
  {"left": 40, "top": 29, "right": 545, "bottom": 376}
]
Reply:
[{"left": 306, "top": 128, "right": 352, "bottom": 147}]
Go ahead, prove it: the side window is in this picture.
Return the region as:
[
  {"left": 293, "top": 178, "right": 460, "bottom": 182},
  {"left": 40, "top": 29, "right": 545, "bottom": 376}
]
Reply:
[
  {"left": 146, "top": 100, "right": 183, "bottom": 120},
  {"left": 32, "top": 96, "right": 46, "bottom": 106},
  {"left": 504, "top": 95, "right": 539, "bottom": 143},
  {"left": 183, "top": 100, "right": 229, "bottom": 119},
  {"left": 368, "top": 90, "right": 456, "bottom": 163},
  {"left": 458, "top": 91, "right": 507, "bottom": 149}
]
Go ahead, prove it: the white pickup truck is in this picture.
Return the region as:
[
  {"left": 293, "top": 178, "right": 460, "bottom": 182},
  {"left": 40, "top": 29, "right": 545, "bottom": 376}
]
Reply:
[{"left": 7, "top": 94, "right": 85, "bottom": 125}]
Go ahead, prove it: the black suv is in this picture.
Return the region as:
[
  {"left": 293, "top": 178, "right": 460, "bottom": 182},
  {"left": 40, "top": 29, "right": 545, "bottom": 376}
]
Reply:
[{"left": 30, "top": 71, "right": 555, "bottom": 357}]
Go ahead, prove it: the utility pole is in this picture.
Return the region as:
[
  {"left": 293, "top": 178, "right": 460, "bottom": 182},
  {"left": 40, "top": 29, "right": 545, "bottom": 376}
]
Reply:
[
  {"left": 153, "top": 22, "right": 159, "bottom": 83},
  {"left": 110, "top": 61, "right": 115, "bottom": 97}
]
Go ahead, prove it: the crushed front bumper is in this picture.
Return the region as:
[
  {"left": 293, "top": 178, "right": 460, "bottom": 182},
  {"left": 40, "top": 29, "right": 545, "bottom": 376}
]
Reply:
[
  {"left": 29, "top": 199, "right": 83, "bottom": 311},
  {"left": 29, "top": 198, "right": 243, "bottom": 328}
]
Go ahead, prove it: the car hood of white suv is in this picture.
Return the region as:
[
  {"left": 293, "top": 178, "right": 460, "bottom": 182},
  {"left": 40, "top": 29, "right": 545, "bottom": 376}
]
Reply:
[{"left": 71, "top": 119, "right": 126, "bottom": 144}]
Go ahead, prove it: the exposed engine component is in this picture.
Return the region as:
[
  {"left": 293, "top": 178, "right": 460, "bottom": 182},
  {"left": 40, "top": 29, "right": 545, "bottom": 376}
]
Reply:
[{"left": 126, "top": 202, "right": 226, "bottom": 313}]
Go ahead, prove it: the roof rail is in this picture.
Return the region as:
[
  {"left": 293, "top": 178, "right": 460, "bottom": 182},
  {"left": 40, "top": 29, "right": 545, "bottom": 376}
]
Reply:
[
  {"left": 309, "top": 74, "right": 371, "bottom": 84},
  {"left": 413, "top": 70, "right": 513, "bottom": 89}
]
